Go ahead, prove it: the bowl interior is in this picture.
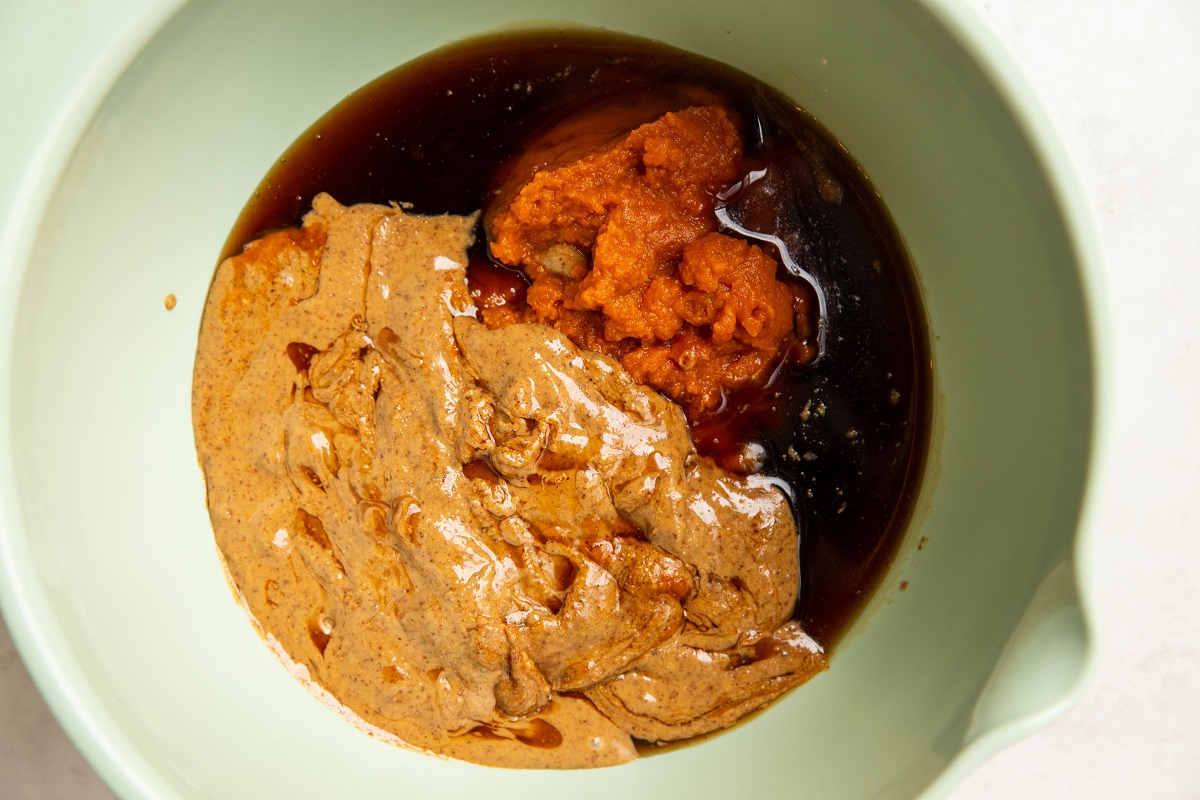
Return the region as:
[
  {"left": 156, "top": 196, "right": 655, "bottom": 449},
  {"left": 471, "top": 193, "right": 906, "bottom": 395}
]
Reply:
[{"left": 1, "top": 0, "right": 1097, "bottom": 797}]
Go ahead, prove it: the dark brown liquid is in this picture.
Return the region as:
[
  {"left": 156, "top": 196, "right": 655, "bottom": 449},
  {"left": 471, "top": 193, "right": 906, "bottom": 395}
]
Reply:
[
  {"left": 467, "top": 718, "right": 563, "bottom": 749},
  {"left": 221, "top": 30, "right": 930, "bottom": 649}
]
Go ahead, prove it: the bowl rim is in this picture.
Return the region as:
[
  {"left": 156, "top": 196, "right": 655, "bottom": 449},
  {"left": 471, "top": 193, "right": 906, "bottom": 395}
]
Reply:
[
  {"left": 0, "top": 0, "right": 1110, "bottom": 797},
  {"left": 911, "top": 2, "right": 1110, "bottom": 791},
  {"left": 0, "top": 1, "right": 192, "bottom": 796}
]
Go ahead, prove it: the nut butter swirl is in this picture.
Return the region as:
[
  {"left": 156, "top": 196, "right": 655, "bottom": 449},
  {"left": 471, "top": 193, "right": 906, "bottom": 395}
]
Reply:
[{"left": 193, "top": 193, "right": 826, "bottom": 768}]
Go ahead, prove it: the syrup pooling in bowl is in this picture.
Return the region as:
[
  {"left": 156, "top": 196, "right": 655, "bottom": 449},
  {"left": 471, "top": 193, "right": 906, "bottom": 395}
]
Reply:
[{"left": 222, "top": 30, "right": 929, "bottom": 662}]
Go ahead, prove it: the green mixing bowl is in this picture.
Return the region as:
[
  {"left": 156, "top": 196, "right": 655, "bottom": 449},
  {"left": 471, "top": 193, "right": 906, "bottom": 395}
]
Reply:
[{"left": 0, "top": 0, "right": 1107, "bottom": 797}]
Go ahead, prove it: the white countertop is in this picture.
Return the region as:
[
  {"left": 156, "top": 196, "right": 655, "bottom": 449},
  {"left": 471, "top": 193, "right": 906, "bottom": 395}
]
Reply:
[{"left": 2, "top": 0, "right": 1198, "bottom": 796}]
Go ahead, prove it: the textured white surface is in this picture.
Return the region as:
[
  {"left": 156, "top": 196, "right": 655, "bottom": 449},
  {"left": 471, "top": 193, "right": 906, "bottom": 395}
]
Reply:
[{"left": 1, "top": 0, "right": 1198, "bottom": 797}]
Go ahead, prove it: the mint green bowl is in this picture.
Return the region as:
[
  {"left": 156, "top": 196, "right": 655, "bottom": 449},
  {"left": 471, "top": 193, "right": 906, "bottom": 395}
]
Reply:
[{"left": 0, "top": 0, "right": 1107, "bottom": 797}]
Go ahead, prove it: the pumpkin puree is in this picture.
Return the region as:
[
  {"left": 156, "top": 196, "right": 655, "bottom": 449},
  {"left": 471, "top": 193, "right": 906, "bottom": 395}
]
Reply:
[{"left": 486, "top": 105, "right": 812, "bottom": 416}]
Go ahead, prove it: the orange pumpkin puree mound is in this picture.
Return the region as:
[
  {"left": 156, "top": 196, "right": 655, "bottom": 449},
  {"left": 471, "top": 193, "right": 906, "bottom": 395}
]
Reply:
[{"left": 486, "top": 104, "right": 811, "bottom": 417}]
